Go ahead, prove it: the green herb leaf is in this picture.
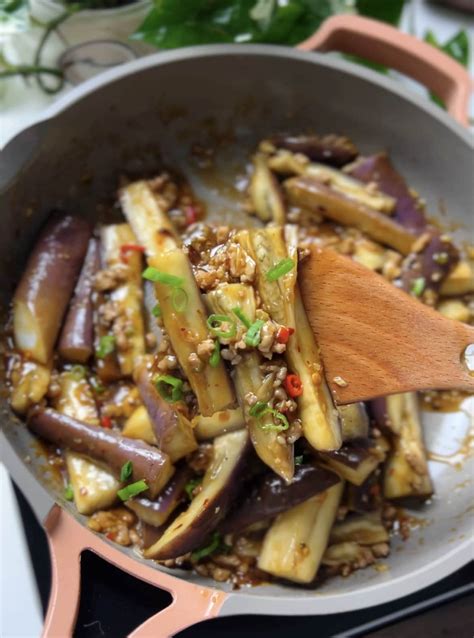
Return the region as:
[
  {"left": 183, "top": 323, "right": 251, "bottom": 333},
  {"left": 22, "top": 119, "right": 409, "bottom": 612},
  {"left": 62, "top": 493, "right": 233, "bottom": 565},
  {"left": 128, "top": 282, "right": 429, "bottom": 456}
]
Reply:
[
  {"left": 232, "top": 306, "right": 252, "bottom": 329},
  {"left": 185, "top": 476, "right": 203, "bottom": 500},
  {"left": 0, "top": 0, "right": 29, "bottom": 33},
  {"left": 294, "top": 454, "right": 304, "bottom": 466},
  {"left": 424, "top": 30, "right": 469, "bottom": 107},
  {"left": 266, "top": 258, "right": 295, "bottom": 282},
  {"left": 410, "top": 277, "right": 425, "bottom": 297},
  {"left": 64, "top": 483, "right": 74, "bottom": 501},
  {"left": 155, "top": 374, "right": 184, "bottom": 403},
  {"left": 142, "top": 267, "right": 184, "bottom": 287},
  {"left": 117, "top": 479, "right": 148, "bottom": 501},
  {"left": 191, "top": 531, "right": 230, "bottom": 562},
  {"left": 152, "top": 303, "right": 162, "bottom": 317},
  {"left": 120, "top": 460, "right": 133, "bottom": 482},
  {"left": 96, "top": 335, "right": 116, "bottom": 359},
  {"left": 207, "top": 314, "right": 237, "bottom": 340},
  {"left": 209, "top": 340, "right": 221, "bottom": 368},
  {"left": 245, "top": 319, "right": 265, "bottom": 347},
  {"left": 355, "top": 0, "right": 405, "bottom": 26}
]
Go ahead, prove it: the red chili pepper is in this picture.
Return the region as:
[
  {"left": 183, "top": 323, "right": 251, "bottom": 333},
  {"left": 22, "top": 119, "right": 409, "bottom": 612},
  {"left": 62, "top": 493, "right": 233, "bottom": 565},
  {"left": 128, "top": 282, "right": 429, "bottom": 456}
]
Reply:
[
  {"left": 185, "top": 206, "right": 197, "bottom": 226},
  {"left": 276, "top": 326, "right": 295, "bottom": 344},
  {"left": 284, "top": 374, "right": 303, "bottom": 398},
  {"left": 120, "top": 244, "right": 145, "bottom": 263},
  {"left": 101, "top": 415, "right": 112, "bottom": 429},
  {"left": 106, "top": 532, "right": 116, "bottom": 541}
]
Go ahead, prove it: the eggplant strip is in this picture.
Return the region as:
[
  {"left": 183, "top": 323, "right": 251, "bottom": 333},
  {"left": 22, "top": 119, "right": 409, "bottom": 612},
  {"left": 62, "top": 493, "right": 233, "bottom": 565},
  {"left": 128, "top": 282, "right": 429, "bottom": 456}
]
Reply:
[
  {"left": 134, "top": 362, "right": 197, "bottom": 462},
  {"left": 9, "top": 357, "right": 51, "bottom": 415},
  {"left": 126, "top": 464, "right": 192, "bottom": 527},
  {"left": 144, "top": 429, "right": 250, "bottom": 559},
  {"left": 221, "top": 463, "right": 340, "bottom": 534},
  {"left": 13, "top": 214, "right": 91, "bottom": 364},
  {"left": 206, "top": 283, "right": 294, "bottom": 481},
  {"left": 440, "top": 260, "right": 474, "bottom": 296},
  {"left": 248, "top": 153, "right": 286, "bottom": 223},
  {"left": 258, "top": 481, "right": 344, "bottom": 584},
  {"left": 28, "top": 408, "right": 174, "bottom": 499},
  {"left": 338, "top": 403, "right": 369, "bottom": 441},
  {"left": 101, "top": 224, "right": 146, "bottom": 376},
  {"left": 53, "top": 371, "right": 120, "bottom": 515},
  {"left": 58, "top": 238, "right": 100, "bottom": 363},
  {"left": 329, "top": 511, "right": 389, "bottom": 545},
  {"left": 270, "top": 133, "right": 358, "bottom": 166},
  {"left": 284, "top": 176, "right": 416, "bottom": 255},
  {"left": 321, "top": 437, "right": 389, "bottom": 486},
  {"left": 239, "top": 227, "right": 341, "bottom": 452},
  {"left": 192, "top": 407, "right": 245, "bottom": 440}
]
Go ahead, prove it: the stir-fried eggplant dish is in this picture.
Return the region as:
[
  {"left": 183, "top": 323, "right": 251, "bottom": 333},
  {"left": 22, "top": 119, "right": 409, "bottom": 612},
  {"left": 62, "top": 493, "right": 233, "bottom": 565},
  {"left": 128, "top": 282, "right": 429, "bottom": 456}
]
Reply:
[{"left": 5, "top": 134, "right": 473, "bottom": 588}]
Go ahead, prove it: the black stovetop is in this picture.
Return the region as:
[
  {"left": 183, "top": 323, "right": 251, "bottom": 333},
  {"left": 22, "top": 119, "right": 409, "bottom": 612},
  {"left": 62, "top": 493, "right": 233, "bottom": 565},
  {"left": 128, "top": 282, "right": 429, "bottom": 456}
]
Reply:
[{"left": 14, "top": 483, "right": 473, "bottom": 638}]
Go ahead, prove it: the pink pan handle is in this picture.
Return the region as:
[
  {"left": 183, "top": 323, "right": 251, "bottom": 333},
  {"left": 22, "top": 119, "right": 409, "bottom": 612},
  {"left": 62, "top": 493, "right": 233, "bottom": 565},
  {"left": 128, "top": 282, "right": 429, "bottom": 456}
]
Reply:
[
  {"left": 43, "top": 506, "right": 228, "bottom": 638},
  {"left": 298, "top": 15, "right": 471, "bottom": 126}
]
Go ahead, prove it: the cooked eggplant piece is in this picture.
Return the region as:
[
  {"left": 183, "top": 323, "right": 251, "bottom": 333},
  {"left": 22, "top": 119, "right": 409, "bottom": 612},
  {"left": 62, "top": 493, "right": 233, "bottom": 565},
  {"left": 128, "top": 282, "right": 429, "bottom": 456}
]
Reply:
[
  {"left": 329, "top": 511, "right": 389, "bottom": 545},
  {"left": 58, "top": 238, "right": 100, "bottom": 363},
  {"left": 270, "top": 134, "right": 358, "bottom": 166},
  {"left": 248, "top": 153, "right": 286, "bottom": 223},
  {"left": 206, "top": 283, "right": 294, "bottom": 481},
  {"left": 101, "top": 224, "right": 146, "bottom": 376},
  {"left": 126, "top": 464, "right": 192, "bottom": 527},
  {"left": 440, "top": 260, "right": 474, "bottom": 296},
  {"left": 399, "top": 231, "right": 459, "bottom": 302},
  {"left": 371, "top": 393, "right": 433, "bottom": 500},
  {"left": 321, "top": 437, "right": 389, "bottom": 486},
  {"left": 144, "top": 429, "right": 250, "bottom": 559},
  {"left": 122, "top": 405, "right": 157, "bottom": 445},
  {"left": 437, "top": 299, "right": 471, "bottom": 323},
  {"left": 284, "top": 176, "right": 416, "bottom": 255},
  {"left": 93, "top": 289, "right": 123, "bottom": 384},
  {"left": 13, "top": 214, "right": 91, "bottom": 364},
  {"left": 339, "top": 403, "right": 369, "bottom": 441},
  {"left": 193, "top": 408, "right": 245, "bottom": 440},
  {"left": 346, "top": 471, "right": 383, "bottom": 513},
  {"left": 221, "top": 464, "right": 340, "bottom": 534},
  {"left": 346, "top": 153, "right": 427, "bottom": 232},
  {"left": 240, "top": 227, "right": 341, "bottom": 452},
  {"left": 258, "top": 481, "right": 344, "bottom": 583},
  {"left": 120, "top": 180, "right": 180, "bottom": 257},
  {"left": 9, "top": 357, "right": 51, "bottom": 415},
  {"left": 28, "top": 408, "right": 173, "bottom": 499},
  {"left": 322, "top": 541, "right": 376, "bottom": 568},
  {"left": 134, "top": 362, "right": 197, "bottom": 462},
  {"left": 148, "top": 249, "right": 235, "bottom": 416},
  {"left": 52, "top": 370, "right": 120, "bottom": 515}
]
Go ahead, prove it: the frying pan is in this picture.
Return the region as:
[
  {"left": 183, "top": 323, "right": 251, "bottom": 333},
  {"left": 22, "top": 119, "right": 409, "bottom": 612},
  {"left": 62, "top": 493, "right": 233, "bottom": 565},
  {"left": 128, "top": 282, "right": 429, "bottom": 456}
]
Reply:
[{"left": 1, "top": 15, "right": 473, "bottom": 638}]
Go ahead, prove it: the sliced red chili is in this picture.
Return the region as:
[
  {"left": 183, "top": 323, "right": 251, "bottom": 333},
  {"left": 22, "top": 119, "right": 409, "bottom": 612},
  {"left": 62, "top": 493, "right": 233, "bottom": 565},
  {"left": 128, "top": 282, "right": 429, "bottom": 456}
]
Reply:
[
  {"left": 106, "top": 532, "right": 116, "bottom": 541},
  {"left": 101, "top": 415, "right": 112, "bottom": 429},
  {"left": 276, "top": 326, "right": 295, "bottom": 344},
  {"left": 284, "top": 373, "right": 303, "bottom": 398},
  {"left": 185, "top": 206, "right": 198, "bottom": 226},
  {"left": 120, "top": 244, "right": 145, "bottom": 263}
]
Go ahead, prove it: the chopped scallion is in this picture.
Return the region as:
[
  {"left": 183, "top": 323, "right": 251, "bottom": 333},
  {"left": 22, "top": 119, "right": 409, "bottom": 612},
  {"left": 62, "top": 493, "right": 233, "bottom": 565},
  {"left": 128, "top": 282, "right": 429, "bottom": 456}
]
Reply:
[
  {"left": 410, "top": 277, "right": 426, "bottom": 297},
  {"left": 171, "top": 286, "right": 188, "bottom": 312},
  {"left": 70, "top": 365, "right": 87, "bottom": 381},
  {"left": 185, "top": 477, "right": 203, "bottom": 500},
  {"left": 117, "top": 479, "right": 148, "bottom": 501},
  {"left": 294, "top": 455, "right": 304, "bottom": 466},
  {"left": 155, "top": 374, "right": 184, "bottom": 403},
  {"left": 232, "top": 306, "right": 252, "bottom": 328},
  {"left": 249, "top": 401, "right": 268, "bottom": 418},
  {"left": 245, "top": 319, "right": 264, "bottom": 347},
  {"left": 266, "top": 258, "right": 295, "bottom": 282},
  {"left": 152, "top": 304, "right": 162, "bottom": 317},
  {"left": 142, "top": 267, "right": 184, "bottom": 287},
  {"left": 64, "top": 483, "right": 74, "bottom": 501},
  {"left": 120, "top": 460, "right": 133, "bottom": 482},
  {"left": 209, "top": 341, "right": 221, "bottom": 368},
  {"left": 260, "top": 408, "right": 290, "bottom": 433},
  {"left": 96, "top": 335, "right": 116, "bottom": 359},
  {"left": 206, "top": 314, "right": 237, "bottom": 340},
  {"left": 191, "top": 531, "right": 229, "bottom": 562}
]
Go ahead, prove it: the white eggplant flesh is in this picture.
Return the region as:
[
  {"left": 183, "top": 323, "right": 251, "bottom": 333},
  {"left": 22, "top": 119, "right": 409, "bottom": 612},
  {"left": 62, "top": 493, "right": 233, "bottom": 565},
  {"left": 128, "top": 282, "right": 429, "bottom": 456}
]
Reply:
[
  {"left": 439, "top": 260, "right": 474, "bottom": 296},
  {"left": 122, "top": 405, "right": 157, "bottom": 445},
  {"left": 339, "top": 403, "right": 369, "bottom": 441},
  {"left": 248, "top": 153, "right": 286, "bottom": 223},
  {"left": 9, "top": 357, "right": 51, "bottom": 415},
  {"left": 329, "top": 511, "right": 389, "bottom": 546},
  {"left": 193, "top": 408, "right": 245, "bottom": 440}
]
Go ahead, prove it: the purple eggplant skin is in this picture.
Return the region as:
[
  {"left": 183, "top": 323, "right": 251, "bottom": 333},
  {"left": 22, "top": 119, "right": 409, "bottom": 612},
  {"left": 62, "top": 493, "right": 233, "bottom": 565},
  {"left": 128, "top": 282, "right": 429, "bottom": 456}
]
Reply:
[
  {"left": 58, "top": 238, "right": 100, "bottom": 363},
  {"left": 13, "top": 213, "right": 92, "bottom": 365},
  {"left": 28, "top": 408, "right": 173, "bottom": 499},
  {"left": 399, "top": 231, "right": 459, "bottom": 299},
  {"left": 134, "top": 364, "right": 177, "bottom": 446},
  {"left": 368, "top": 398, "right": 390, "bottom": 433},
  {"left": 270, "top": 133, "right": 358, "bottom": 167},
  {"left": 126, "top": 464, "right": 193, "bottom": 527},
  {"left": 347, "top": 153, "right": 427, "bottom": 232},
  {"left": 346, "top": 471, "right": 383, "bottom": 513},
  {"left": 323, "top": 438, "right": 373, "bottom": 469},
  {"left": 220, "top": 463, "right": 340, "bottom": 534}
]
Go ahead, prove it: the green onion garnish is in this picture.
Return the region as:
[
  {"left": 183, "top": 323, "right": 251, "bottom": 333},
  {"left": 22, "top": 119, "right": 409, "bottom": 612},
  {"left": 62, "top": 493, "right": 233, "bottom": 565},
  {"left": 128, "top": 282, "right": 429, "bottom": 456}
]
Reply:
[
  {"left": 232, "top": 306, "right": 252, "bottom": 329},
  {"left": 155, "top": 374, "right": 184, "bottom": 403},
  {"left": 70, "top": 365, "right": 87, "bottom": 381},
  {"left": 171, "top": 287, "right": 188, "bottom": 313},
  {"left": 206, "top": 314, "right": 237, "bottom": 340},
  {"left": 249, "top": 401, "right": 268, "bottom": 418},
  {"left": 266, "top": 258, "right": 295, "bottom": 282},
  {"left": 260, "top": 408, "right": 290, "bottom": 433},
  {"left": 185, "top": 477, "right": 203, "bottom": 500},
  {"left": 410, "top": 277, "right": 426, "bottom": 297},
  {"left": 142, "top": 267, "right": 184, "bottom": 287},
  {"left": 191, "top": 531, "right": 230, "bottom": 562},
  {"left": 209, "top": 341, "right": 221, "bottom": 368},
  {"left": 294, "top": 455, "right": 304, "bottom": 466},
  {"left": 117, "top": 479, "right": 148, "bottom": 502},
  {"left": 120, "top": 460, "right": 133, "bottom": 482},
  {"left": 96, "top": 335, "right": 116, "bottom": 359},
  {"left": 152, "top": 304, "right": 162, "bottom": 317},
  {"left": 64, "top": 484, "right": 74, "bottom": 501},
  {"left": 245, "top": 319, "right": 264, "bottom": 347}
]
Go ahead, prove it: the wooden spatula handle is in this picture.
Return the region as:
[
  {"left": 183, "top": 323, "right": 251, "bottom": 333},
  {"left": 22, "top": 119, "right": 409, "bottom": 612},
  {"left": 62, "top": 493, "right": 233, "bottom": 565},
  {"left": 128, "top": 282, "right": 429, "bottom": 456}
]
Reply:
[{"left": 300, "top": 248, "right": 474, "bottom": 404}]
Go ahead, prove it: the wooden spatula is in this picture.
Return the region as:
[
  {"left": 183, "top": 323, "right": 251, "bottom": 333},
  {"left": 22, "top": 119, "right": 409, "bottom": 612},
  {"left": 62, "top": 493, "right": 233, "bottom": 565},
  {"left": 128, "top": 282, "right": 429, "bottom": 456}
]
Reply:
[{"left": 299, "top": 247, "right": 474, "bottom": 405}]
